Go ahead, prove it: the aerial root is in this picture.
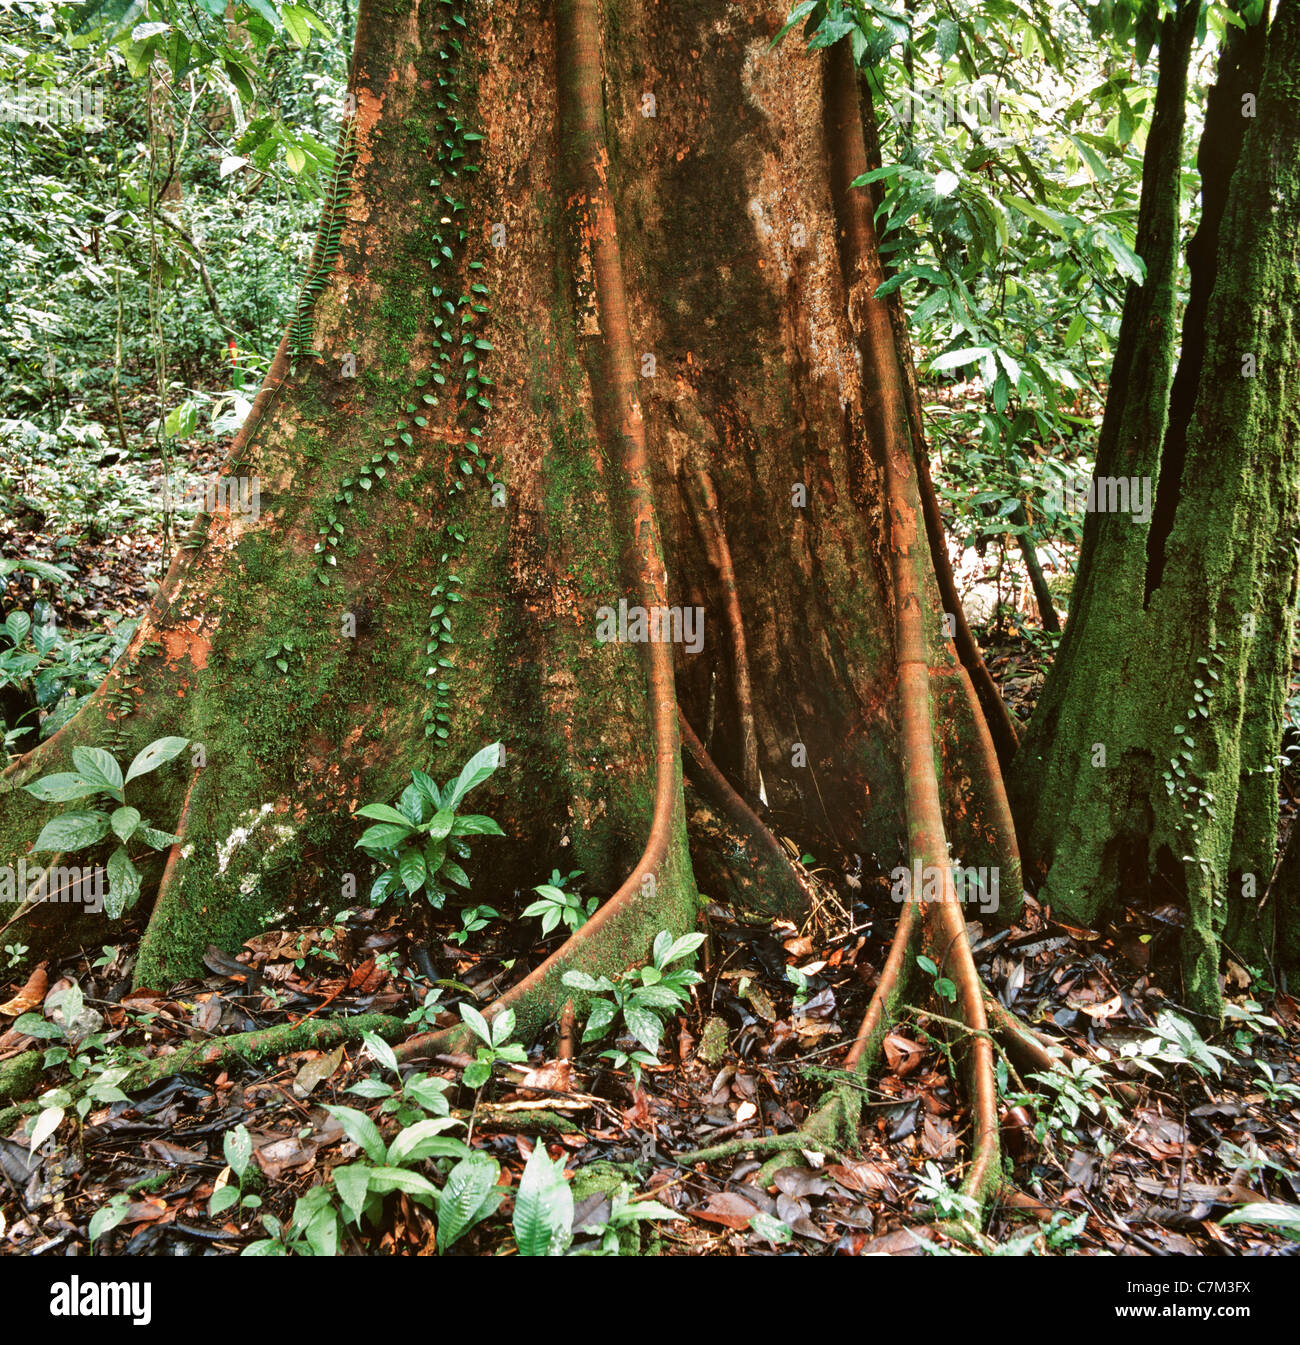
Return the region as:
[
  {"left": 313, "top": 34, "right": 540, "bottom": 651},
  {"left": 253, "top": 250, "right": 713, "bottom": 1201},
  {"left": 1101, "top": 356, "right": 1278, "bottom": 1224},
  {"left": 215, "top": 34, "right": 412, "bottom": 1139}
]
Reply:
[
  {"left": 680, "top": 462, "right": 760, "bottom": 798},
  {"left": 678, "top": 708, "right": 814, "bottom": 914}
]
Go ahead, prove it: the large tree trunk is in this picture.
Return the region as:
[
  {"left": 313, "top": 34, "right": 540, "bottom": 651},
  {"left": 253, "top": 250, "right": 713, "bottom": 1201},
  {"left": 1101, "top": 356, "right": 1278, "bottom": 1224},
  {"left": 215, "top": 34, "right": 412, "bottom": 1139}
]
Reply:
[
  {"left": 1, "top": 0, "right": 1017, "bottom": 1167},
  {"left": 1010, "top": 0, "right": 1300, "bottom": 1015}
]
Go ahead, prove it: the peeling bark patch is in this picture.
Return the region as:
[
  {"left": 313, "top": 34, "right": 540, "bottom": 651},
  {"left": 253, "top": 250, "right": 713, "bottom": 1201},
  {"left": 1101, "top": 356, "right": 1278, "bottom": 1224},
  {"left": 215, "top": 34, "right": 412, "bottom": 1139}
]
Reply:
[{"left": 161, "top": 622, "right": 211, "bottom": 672}]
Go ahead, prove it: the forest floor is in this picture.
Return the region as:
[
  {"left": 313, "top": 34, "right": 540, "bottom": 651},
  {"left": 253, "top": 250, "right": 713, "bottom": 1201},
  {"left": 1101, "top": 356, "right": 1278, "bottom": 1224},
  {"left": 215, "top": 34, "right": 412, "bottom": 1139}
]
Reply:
[
  {"left": 1, "top": 864, "right": 1298, "bottom": 1255},
  {"left": 3, "top": 405, "right": 1300, "bottom": 1256}
]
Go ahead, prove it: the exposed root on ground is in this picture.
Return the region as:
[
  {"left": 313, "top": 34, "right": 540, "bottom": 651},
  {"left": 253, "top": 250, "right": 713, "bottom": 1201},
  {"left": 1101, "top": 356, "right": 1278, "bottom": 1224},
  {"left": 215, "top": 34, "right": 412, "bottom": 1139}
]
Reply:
[{"left": 0, "top": 1012, "right": 406, "bottom": 1136}]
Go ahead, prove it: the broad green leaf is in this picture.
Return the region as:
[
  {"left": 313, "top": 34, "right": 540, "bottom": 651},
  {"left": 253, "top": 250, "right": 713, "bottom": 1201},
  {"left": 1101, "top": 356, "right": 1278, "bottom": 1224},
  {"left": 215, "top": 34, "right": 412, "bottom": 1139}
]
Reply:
[
  {"left": 224, "top": 1124, "right": 254, "bottom": 1180},
  {"left": 609, "top": 1193, "right": 685, "bottom": 1224},
  {"left": 356, "top": 822, "right": 415, "bottom": 851},
  {"left": 71, "top": 746, "right": 124, "bottom": 799},
  {"left": 581, "top": 997, "right": 618, "bottom": 1042},
  {"left": 459, "top": 1002, "right": 492, "bottom": 1047},
  {"left": 399, "top": 847, "right": 427, "bottom": 894},
  {"left": 1003, "top": 194, "right": 1070, "bottom": 238},
  {"left": 90, "top": 1196, "right": 131, "bottom": 1241},
  {"left": 425, "top": 809, "right": 455, "bottom": 842},
  {"left": 346, "top": 1078, "right": 393, "bottom": 1099},
  {"left": 28, "top": 1105, "right": 64, "bottom": 1156},
  {"left": 935, "top": 16, "right": 959, "bottom": 59},
  {"left": 633, "top": 984, "right": 687, "bottom": 1011},
  {"left": 442, "top": 743, "right": 502, "bottom": 811},
  {"left": 662, "top": 932, "right": 706, "bottom": 967},
  {"left": 771, "top": 0, "right": 816, "bottom": 47},
  {"left": 513, "top": 1142, "right": 573, "bottom": 1256},
  {"left": 105, "top": 847, "right": 141, "bottom": 918},
  {"left": 1097, "top": 229, "right": 1146, "bottom": 284},
  {"left": 325, "top": 1106, "right": 388, "bottom": 1164},
  {"left": 280, "top": 3, "right": 312, "bottom": 45},
  {"left": 562, "top": 971, "right": 608, "bottom": 994},
  {"left": 163, "top": 401, "right": 197, "bottom": 439},
  {"left": 32, "top": 810, "right": 110, "bottom": 853},
  {"left": 297, "top": 1199, "right": 339, "bottom": 1255},
  {"left": 0, "top": 558, "right": 70, "bottom": 585},
  {"left": 72, "top": 0, "right": 143, "bottom": 38},
  {"left": 355, "top": 803, "right": 410, "bottom": 826},
  {"left": 623, "top": 1005, "right": 662, "bottom": 1056},
  {"left": 441, "top": 860, "right": 470, "bottom": 888},
  {"left": 651, "top": 930, "right": 673, "bottom": 966},
  {"left": 398, "top": 782, "right": 430, "bottom": 825},
  {"left": 208, "top": 1183, "right": 239, "bottom": 1216},
  {"left": 294, "top": 3, "right": 333, "bottom": 37},
  {"left": 124, "top": 736, "right": 190, "bottom": 784},
  {"left": 411, "top": 770, "right": 442, "bottom": 808},
  {"left": 933, "top": 169, "right": 960, "bottom": 197},
  {"left": 332, "top": 1163, "right": 372, "bottom": 1224},
  {"left": 13, "top": 1013, "right": 63, "bottom": 1040},
  {"left": 385, "top": 1118, "right": 468, "bottom": 1166},
  {"left": 365, "top": 1167, "right": 441, "bottom": 1202},
  {"left": 490, "top": 1007, "right": 516, "bottom": 1048},
  {"left": 422, "top": 839, "right": 447, "bottom": 875},
  {"left": 406, "top": 1076, "right": 452, "bottom": 1113},
  {"left": 749, "top": 1211, "right": 793, "bottom": 1243},
  {"left": 109, "top": 806, "right": 141, "bottom": 844},
  {"left": 929, "top": 346, "right": 991, "bottom": 373},
  {"left": 361, "top": 1030, "right": 399, "bottom": 1075},
  {"left": 22, "top": 773, "right": 103, "bottom": 804},
  {"left": 1220, "top": 1203, "right": 1300, "bottom": 1238},
  {"left": 450, "top": 814, "right": 505, "bottom": 837},
  {"left": 436, "top": 1153, "right": 501, "bottom": 1252},
  {"left": 371, "top": 870, "right": 400, "bottom": 904},
  {"left": 241, "top": 0, "right": 281, "bottom": 27},
  {"left": 137, "top": 826, "right": 180, "bottom": 850}
]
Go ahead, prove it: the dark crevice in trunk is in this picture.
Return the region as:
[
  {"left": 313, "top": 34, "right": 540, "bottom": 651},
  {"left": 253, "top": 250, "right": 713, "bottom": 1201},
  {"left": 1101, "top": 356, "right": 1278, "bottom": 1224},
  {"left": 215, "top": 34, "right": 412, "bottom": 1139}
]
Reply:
[{"left": 1143, "top": 11, "right": 1270, "bottom": 604}]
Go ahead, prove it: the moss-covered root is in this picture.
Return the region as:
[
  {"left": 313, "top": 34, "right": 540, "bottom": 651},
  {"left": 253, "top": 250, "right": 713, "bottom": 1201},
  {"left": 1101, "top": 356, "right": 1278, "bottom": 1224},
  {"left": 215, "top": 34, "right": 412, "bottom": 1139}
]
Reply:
[
  {"left": 0, "top": 1013, "right": 406, "bottom": 1135},
  {"left": 672, "top": 1127, "right": 844, "bottom": 1169},
  {"left": 394, "top": 847, "right": 698, "bottom": 1061},
  {"left": 673, "top": 902, "right": 918, "bottom": 1171},
  {"left": 0, "top": 1050, "right": 42, "bottom": 1103}
]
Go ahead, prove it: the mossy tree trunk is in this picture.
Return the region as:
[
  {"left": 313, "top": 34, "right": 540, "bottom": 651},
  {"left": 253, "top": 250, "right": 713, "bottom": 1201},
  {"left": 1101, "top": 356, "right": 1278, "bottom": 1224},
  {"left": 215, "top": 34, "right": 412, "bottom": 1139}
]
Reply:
[
  {"left": 1, "top": 0, "right": 1014, "bottom": 1060},
  {"left": 1010, "top": 0, "right": 1300, "bottom": 1015}
]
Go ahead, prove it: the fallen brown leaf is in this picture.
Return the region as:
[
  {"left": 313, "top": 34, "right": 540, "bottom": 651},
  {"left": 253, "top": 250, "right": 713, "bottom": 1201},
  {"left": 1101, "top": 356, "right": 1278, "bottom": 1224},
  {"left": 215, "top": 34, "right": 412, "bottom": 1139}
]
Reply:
[
  {"left": 691, "top": 1190, "right": 760, "bottom": 1230},
  {"left": 0, "top": 965, "right": 47, "bottom": 1018},
  {"left": 883, "top": 1032, "right": 924, "bottom": 1076},
  {"left": 292, "top": 1044, "right": 345, "bottom": 1097}
]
